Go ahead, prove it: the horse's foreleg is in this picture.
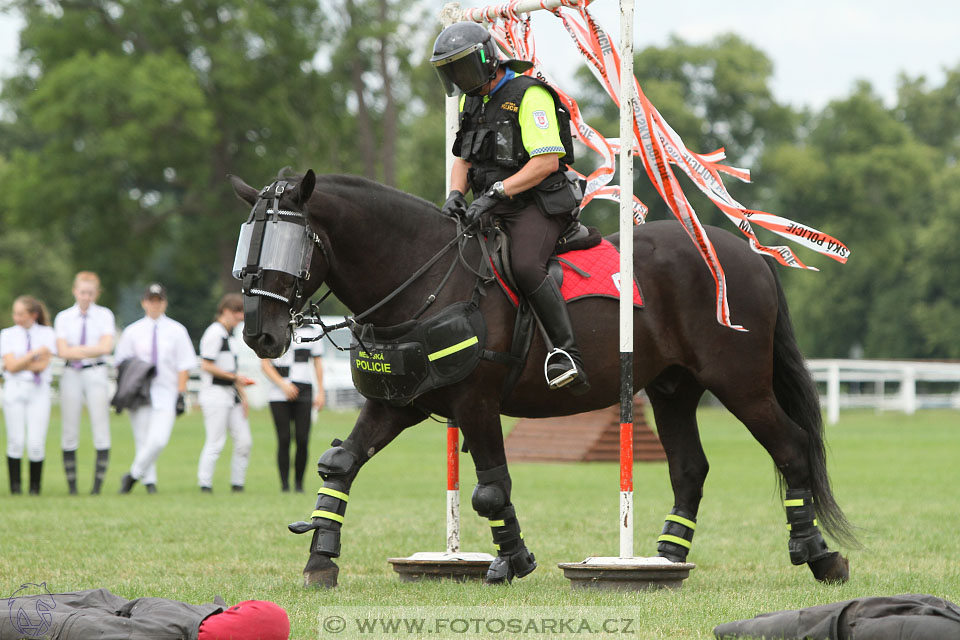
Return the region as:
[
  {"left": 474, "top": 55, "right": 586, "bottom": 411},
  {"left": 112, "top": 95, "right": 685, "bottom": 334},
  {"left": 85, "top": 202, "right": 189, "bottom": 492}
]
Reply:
[
  {"left": 646, "top": 370, "right": 708, "bottom": 563},
  {"left": 472, "top": 464, "right": 537, "bottom": 584},
  {"left": 456, "top": 402, "right": 536, "bottom": 585},
  {"left": 288, "top": 402, "right": 426, "bottom": 588}
]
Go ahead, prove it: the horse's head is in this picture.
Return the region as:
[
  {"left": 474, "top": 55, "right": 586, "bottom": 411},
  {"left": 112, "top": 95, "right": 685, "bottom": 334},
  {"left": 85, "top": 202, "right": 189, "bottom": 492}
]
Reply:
[{"left": 230, "top": 169, "right": 323, "bottom": 358}]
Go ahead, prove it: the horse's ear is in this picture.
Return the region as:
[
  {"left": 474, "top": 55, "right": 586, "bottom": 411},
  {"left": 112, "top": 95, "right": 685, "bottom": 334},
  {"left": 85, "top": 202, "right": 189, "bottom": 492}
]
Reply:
[
  {"left": 296, "top": 169, "right": 316, "bottom": 206},
  {"left": 229, "top": 174, "right": 259, "bottom": 206}
]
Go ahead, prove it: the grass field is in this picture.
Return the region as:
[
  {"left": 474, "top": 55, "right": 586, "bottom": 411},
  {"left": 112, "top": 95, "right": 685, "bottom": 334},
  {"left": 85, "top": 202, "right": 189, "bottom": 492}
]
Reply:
[{"left": 2, "top": 404, "right": 958, "bottom": 639}]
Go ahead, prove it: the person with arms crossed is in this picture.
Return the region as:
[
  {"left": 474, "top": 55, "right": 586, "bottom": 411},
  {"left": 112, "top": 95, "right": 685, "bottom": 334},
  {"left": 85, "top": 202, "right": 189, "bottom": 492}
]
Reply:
[
  {"left": 196, "top": 293, "right": 255, "bottom": 493},
  {"left": 116, "top": 283, "right": 196, "bottom": 494},
  {"left": 261, "top": 324, "right": 324, "bottom": 493},
  {"left": 54, "top": 271, "right": 116, "bottom": 495},
  {"left": 1, "top": 296, "right": 57, "bottom": 495}
]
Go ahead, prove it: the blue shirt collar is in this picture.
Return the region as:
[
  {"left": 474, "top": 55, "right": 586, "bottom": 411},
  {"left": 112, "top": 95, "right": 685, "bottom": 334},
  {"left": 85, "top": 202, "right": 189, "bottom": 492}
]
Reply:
[{"left": 489, "top": 68, "right": 516, "bottom": 97}]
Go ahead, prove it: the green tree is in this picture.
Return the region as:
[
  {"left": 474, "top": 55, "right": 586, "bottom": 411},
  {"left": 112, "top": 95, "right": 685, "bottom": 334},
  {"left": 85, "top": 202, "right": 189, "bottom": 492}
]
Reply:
[
  {"left": 0, "top": 0, "right": 327, "bottom": 336},
  {"left": 572, "top": 33, "right": 796, "bottom": 232},
  {"left": 761, "top": 83, "right": 939, "bottom": 358}
]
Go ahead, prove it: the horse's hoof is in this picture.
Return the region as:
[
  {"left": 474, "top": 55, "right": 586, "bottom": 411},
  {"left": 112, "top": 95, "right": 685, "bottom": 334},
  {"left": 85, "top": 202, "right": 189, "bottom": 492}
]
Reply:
[
  {"left": 483, "top": 551, "right": 537, "bottom": 585},
  {"left": 303, "top": 556, "right": 340, "bottom": 588},
  {"left": 483, "top": 557, "right": 512, "bottom": 585},
  {"left": 809, "top": 552, "right": 849, "bottom": 584}
]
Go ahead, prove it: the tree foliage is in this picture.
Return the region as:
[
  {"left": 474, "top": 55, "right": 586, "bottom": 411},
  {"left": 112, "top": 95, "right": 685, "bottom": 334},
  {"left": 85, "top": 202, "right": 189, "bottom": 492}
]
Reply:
[{"left": 0, "top": 4, "right": 958, "bottom": 359}]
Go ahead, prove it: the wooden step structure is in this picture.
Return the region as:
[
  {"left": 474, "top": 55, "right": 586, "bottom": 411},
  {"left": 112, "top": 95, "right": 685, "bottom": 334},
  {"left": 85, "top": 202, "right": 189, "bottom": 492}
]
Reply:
[{"left": 505, "top": 395, "right": 665, "bottom": 463}]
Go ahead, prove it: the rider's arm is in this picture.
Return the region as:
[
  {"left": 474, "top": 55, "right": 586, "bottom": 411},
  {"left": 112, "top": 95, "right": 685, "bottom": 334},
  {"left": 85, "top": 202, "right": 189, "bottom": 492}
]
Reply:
[{"left": 450, "top": 157, "right": 471, "bottom": 195}]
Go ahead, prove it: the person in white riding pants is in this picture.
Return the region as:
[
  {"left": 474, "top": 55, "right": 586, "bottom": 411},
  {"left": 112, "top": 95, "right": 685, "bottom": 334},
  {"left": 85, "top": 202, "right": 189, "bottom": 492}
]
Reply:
[
  {"left": 116, "top": 283, "right": 197, "bottom": 494},
  {"left": 1, "top": 296, "right": 57, "bottom": 495},
  {"left": 196, "top": 293, "right": 255, "bottom": 493},
  {"left": 54, "top": 271, "right": 116, "bottom": 495}
]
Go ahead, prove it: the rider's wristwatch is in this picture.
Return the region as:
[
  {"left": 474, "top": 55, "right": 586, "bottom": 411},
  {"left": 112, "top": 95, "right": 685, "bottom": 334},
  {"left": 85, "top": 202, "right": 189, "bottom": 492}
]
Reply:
[{"left": 489, "top": 181, "right": 507, "bottom": 199}]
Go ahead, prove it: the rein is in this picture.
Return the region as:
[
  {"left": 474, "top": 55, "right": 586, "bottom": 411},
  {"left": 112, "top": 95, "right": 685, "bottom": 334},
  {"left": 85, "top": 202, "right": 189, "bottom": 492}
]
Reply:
[{"left": 295, "top": 218, "right": 484, "bottom": 351}]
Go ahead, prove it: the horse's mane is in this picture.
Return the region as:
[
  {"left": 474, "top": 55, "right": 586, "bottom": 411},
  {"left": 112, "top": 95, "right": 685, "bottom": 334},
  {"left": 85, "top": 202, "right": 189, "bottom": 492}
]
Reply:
[
  {"left": 315, "top": 174, "right": 440, "bottom": 214},
  {"left": 279, "top": 171, "right": 446, "bottom": 240}
]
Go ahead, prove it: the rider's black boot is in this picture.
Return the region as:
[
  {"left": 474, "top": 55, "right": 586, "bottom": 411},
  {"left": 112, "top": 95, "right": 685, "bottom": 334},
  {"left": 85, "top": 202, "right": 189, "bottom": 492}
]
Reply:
[{"left": 527, "top": 275, "right": 590, "bottom": 394}]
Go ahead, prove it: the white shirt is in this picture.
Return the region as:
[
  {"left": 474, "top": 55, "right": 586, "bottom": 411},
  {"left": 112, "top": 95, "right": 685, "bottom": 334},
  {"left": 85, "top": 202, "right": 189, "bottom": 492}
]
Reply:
[
  {"left": 54, "top": 303, "right": 116, "bottom": 366},
  {"left": 198, "top": 321, "right": 238, "bottom": 390},
  {"left": 114, "top": 314, "right": 197, "bottom": 409},
  {"left": 267, "top": 325, "right": 324, "bottom": 402},
  {"left": 0, "top": 323, "right": 58, "bottom": 385}
]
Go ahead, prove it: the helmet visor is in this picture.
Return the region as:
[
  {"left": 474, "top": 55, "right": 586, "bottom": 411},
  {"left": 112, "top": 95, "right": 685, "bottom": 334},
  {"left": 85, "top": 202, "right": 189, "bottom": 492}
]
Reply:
[{"left": 430, "top": 42, "right": 491, "bottom": 96}]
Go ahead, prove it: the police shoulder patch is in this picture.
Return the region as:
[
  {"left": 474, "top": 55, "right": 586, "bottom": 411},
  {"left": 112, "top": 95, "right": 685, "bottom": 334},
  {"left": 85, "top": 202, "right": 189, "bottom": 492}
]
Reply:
[{"left": 532, "top": 110, "right": 549, "bottom": 129}]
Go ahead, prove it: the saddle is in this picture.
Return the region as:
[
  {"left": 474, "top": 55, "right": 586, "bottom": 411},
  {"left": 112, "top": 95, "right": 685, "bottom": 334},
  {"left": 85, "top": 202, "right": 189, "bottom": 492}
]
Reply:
[{"left": 484, "top": 219, "right": 602, "bottom": 297}]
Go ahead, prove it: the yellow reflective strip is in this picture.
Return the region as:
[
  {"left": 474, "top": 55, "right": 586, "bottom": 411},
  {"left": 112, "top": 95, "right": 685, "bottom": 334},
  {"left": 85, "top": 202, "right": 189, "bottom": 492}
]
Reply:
[
  {"left": 814, "top": 519, "right": 818, "bottom": 527},
  {"left": 318, "top": 488, "right": 349, "bottom": 502},
  {"left": 784, "top": 499, "right": 805, "bottom": 507},
  {"left": 657, "top": 534, "right": 691, "bottom": 549},
  {"left": 427, "top": 336, "right": 479, "bottom": 361},
  {"left": 520, "top": 532, "right": 523, "bottom": 539},
  {"left": 787, "top": 520, "right": 817, "bottom": 531},
  {"left": 494, "top": 543, "right": 500, "bottom": 550},
  {"left": 665, "top": 514, "right": 696, "bottom": 530},
  {"left": 312, "top": 510, "right": 344, "bottom": 523},
  {"left": 489, "top": 519, "right": 505, "bottom": 527}
]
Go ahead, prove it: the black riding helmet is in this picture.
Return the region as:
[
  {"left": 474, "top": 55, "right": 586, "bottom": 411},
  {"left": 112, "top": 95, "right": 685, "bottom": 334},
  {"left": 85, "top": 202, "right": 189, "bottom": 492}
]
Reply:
[{"left": 430, "top": 21, "right": 533, "bottom": 97}]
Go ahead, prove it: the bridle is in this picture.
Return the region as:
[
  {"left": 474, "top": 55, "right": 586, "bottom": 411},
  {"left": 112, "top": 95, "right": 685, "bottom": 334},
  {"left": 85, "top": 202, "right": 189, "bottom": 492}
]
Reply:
[
  {"left": 232, "top": 177, "right": 490, "bottom": 353},
  {"left": 232, "top": 180, "right": 324, "bottom": 339}
]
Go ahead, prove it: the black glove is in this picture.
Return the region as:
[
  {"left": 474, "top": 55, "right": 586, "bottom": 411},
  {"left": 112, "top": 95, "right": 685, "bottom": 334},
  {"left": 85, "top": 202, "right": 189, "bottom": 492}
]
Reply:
[
  {"left": 175, "top": 393, "right": 186, "bottom": 416},
  {"left": 464, "top": 190, "right": 503, "bottom": 226},
  {"left": 440, "top": 190, "right": 467, "bottom": 219}
]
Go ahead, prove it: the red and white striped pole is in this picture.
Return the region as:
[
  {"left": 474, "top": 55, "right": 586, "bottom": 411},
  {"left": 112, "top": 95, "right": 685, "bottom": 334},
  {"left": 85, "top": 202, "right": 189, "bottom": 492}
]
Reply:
[
  {"left": 618, "top": 0, "right": 635, "bottom": 559},
  {"left": 446, "top": 421, "right": 460, "bottom": 552}
]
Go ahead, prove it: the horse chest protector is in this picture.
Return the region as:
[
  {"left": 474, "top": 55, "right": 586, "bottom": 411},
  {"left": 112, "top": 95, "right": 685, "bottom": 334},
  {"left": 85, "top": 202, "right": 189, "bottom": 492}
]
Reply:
[{"left": 350, "top": 302, "right": 487, "bottom": 406}]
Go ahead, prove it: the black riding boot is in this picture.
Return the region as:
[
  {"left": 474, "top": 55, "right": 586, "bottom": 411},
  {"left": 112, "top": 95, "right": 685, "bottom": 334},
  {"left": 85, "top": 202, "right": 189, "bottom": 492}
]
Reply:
[
  {"left": 29, "top": 460, "right": 43, "bottom": 495},
  {"left": 63, "top": 449, "right": 78, "bottom": 495},
  {"left": 91, "top": 448, "right": 109, "bottom": 495},
  {"left": 527, "top": 275, "right": 590, "bottom": 394},
  {"left": 7, "top": 456, "right": 21, "bottom": 494}
]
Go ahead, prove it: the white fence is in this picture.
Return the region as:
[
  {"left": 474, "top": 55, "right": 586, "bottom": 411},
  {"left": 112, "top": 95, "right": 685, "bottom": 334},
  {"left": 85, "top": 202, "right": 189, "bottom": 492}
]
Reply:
[{"left": 807, "top": 359, "right": 960, "bottom": 424}]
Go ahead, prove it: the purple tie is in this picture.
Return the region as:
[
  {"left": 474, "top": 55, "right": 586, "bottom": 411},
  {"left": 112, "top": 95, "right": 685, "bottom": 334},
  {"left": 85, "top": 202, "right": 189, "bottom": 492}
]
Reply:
[
  {"left": 151, "top": 323, "right": 159, "bottom": 365},
  {"left": 26, "top": 329, "right": 41, "bottom": 385},
  {"left": 72, "top": 313, "right": 87, "bottom": 370}
]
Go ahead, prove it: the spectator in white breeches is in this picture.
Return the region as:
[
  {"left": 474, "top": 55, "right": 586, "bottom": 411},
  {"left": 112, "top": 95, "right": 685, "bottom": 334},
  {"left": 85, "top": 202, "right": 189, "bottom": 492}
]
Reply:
[
  {"left": 116, "top": 283, "right": 197, "bottom": 494},
  {"left": 197, "top": 293, "right": 255, "bottom": 493},
  {"left": 1, "top": 296, "right": 57, "bottom": 495},
  {"left": 54, "top": 271, "right": 116, "bottom": 495}
]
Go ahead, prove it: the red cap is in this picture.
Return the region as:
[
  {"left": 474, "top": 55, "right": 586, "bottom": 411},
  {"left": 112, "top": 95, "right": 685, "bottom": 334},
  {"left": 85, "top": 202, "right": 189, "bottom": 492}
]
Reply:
[{"left": 198, "top": 600, "right": 290, "bottom": 640}]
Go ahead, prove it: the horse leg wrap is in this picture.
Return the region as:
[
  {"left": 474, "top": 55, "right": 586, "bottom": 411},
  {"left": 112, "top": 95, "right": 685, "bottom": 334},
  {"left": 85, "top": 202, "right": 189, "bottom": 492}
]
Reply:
[
  {"left": 785, "top": 489, "right": 830, "bottom": 565},
  {"left": 485, "top": 504, "right": 537, "bottom": 584},
  {"left": 288, "top": 439, "right": 366, "bottom": 557},
  {"left": 657, "top": 508, "right": 697, "bottom": 562},
  {"left": 471, "top": 465, "right": 511, "bottom": 518}
]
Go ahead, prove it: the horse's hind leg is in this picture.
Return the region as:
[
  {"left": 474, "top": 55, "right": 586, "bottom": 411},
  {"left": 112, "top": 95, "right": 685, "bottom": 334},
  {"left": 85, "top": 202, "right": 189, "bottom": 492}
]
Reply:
[
  {"left": 455, "top": 400, "right": 536, "bottom": 585},
  {"left": 645, "top": 368, "right": 708, "bottom": 563},
  {"left": 710, "top": 385, "right": 850, "bottom": 583},
  {"left": 289, "top": 401, "right": 426, "bottom": 588}
]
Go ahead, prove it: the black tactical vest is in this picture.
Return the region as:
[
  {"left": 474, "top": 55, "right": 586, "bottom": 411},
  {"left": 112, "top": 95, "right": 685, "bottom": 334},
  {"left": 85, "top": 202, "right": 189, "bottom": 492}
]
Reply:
[{"left": 453, "top": 75, "right": 575, "bottom": 196}]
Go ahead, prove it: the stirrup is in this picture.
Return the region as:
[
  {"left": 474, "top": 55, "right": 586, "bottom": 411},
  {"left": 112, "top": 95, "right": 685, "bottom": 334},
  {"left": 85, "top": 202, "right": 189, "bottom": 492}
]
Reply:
[{"left": 544, "top": 348, "right": 578, "bottom": 389}]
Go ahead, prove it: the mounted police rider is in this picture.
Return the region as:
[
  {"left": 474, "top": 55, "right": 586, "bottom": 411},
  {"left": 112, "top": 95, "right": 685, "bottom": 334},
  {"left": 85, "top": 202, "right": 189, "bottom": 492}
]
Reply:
[{"left": 431, "top": 21, "right": 589, "bottom": 394}]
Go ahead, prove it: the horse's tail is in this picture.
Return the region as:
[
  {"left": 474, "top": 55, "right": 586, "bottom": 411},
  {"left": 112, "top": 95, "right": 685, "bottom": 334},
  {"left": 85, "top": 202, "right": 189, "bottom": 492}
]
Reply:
[{"left": 765, "top": 258, "right": 858, "bottom": 548}]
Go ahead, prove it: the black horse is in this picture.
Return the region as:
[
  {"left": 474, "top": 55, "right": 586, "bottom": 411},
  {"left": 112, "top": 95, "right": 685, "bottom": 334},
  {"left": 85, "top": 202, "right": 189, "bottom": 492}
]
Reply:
[{"left": 230, "top": 169, "right": 854, "bottom": 588}]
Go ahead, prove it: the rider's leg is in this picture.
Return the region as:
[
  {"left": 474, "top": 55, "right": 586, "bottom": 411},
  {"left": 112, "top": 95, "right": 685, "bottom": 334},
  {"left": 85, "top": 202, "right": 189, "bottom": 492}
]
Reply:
[{"left": 501, "top": 205, "right": 589, "bottom": 392}]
